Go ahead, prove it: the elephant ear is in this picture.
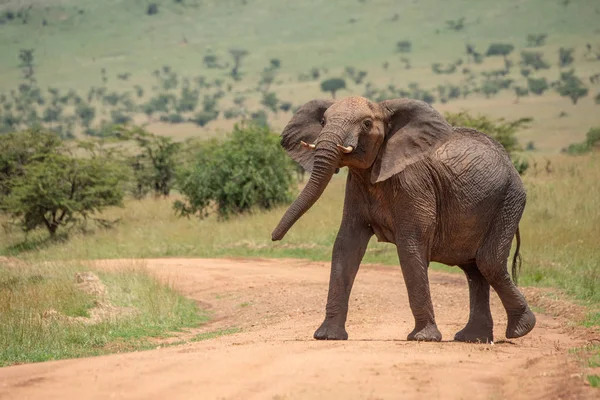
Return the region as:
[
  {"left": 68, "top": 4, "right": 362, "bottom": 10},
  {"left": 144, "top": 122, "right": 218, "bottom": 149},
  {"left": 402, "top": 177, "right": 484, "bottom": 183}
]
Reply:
[
  {"left": 280, "top": 99, "right": 334, "bottom": 172},
  {"left": 370, "top": 99, "right": 453, "bottom": 183}
]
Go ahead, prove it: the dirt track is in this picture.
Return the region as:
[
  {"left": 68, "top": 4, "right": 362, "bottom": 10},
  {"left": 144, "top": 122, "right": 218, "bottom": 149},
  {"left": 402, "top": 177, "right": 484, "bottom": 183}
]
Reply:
[{"left": 0, "top": 258, "right": 597, "bottom": 400}]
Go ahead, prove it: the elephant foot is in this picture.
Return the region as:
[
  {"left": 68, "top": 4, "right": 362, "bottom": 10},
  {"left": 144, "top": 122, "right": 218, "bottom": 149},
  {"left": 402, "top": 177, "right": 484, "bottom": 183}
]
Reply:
[
  {"left": 407, "top": 323, "right": 442, "bottom": 342},
  {"left": 506, "top": 307, "right": 536, "bottom": 339},
  {"left": 314, "top": 321, "right": 348, "bottom": 340},
  {"left": 454, "top": 324, "right": 493, "bottom": 343}
]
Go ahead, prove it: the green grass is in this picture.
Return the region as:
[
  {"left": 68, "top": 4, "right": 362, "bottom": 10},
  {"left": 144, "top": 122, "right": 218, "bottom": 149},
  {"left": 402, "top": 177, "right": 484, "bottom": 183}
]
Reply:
[
  {"left": 570, "top": 343, "right": 600, "bottom": 388},
  {"left": 588, "top": 375, "right": 600, "bottom": 388},
  {"left": 190, "top": 328, "right": 241, "bottom": 342},
  {"left": 0, "top": 260, "right": 207, "bottom": 367}
]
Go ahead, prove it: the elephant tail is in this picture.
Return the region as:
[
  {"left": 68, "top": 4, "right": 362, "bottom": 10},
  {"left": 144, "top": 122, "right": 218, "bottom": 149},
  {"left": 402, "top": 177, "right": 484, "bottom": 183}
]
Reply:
[{"left": 511, "top": 227, "right": 522, "bottom": 286}]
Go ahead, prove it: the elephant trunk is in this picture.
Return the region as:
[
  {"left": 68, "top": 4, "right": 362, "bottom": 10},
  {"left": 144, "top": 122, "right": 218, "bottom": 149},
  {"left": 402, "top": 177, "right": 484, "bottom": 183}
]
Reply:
[{"left": 272, "top": 140, "right": 341, "bottom": 241}]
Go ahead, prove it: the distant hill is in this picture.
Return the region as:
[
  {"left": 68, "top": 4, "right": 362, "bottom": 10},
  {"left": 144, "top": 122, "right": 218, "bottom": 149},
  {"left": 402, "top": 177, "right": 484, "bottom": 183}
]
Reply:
[{"left": 1, "top": 0, "right": 599, "bottom": 151}]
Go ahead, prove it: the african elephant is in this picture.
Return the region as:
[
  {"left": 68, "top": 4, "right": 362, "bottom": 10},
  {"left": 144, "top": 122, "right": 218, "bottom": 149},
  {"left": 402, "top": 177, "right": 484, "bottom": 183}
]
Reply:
[{"left": 271, "top": 96, "right": 536, "bottom": 343}]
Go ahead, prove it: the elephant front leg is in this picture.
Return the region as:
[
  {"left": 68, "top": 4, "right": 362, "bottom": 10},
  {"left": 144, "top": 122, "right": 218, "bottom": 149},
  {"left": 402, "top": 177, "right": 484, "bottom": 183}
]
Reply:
[
  {"left": 397, "top": 244, "right": 442, "bottom": 342},
  {"left": 314, "top": 220, "right": 372, "bottom": 340}
]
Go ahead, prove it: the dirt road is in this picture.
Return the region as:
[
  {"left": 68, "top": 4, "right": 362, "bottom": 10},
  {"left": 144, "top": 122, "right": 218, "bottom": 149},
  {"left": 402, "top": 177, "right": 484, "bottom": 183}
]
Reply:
[{"left": 0, "top": 258, "right": 597, "bottom": 399}]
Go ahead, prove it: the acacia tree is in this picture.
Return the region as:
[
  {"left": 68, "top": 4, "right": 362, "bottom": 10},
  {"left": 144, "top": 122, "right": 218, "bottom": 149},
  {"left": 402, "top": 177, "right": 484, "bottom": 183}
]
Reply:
[
  {"left": 556, "top": 70, "right": 589, "bottom": 104},
  {"left": 0, "top": 130, "right": 127, "bottom": 237},
  {"left": 229, "top": 49, "right": 249, "bottom": 81},
  {"left": 485, "top": 43, "right": 514, "bottom": 63},
  {"left": 320, "top": 78, "right": 346, "bottom": 99}
]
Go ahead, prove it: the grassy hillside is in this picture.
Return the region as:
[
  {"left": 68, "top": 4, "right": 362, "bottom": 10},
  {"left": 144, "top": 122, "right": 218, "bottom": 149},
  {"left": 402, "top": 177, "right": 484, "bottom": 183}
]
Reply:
[{"left": 1, "top": 0, "right": 599, "bottom": 151}]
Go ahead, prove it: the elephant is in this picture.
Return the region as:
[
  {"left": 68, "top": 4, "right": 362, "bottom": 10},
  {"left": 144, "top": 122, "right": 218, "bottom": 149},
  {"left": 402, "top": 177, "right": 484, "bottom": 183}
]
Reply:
[{"left": 271, "top": 96, "right": 536, "bottom": 343}]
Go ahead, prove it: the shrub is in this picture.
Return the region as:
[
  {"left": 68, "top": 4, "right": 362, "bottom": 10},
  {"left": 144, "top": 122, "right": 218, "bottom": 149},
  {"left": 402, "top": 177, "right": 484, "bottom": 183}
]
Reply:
[
  {"left": 115, "top": 127, "right": 181, "bottom": 197},
  {"left": 555, "top": 70, "right": 589, "bottom": 105},
  {"left": 485, "top": 43, "right": 514, "bottom": 61},
  {"left": 189, "top": 110, "right": 219, "bottom": 126},
  {"left": 563, "top": 127, "right": 600, "bottom": 154},
  {"left": 520, "top": 51, "right": 550, "bottom": 70},
  {"left": 444, "top": 111, "right": 532, "bottom": 174},
  {"left": 526, "top": 33, "right": 547, "bottom": 47},
  {"left": 558, "top": 47, "right": 575, "bottom": 68},
  {"left": 147, "top": 3, "right": 159, "bottom": 15},
  {"left": 396, "top": 40, "right": 412, "bottom": 53},
  {"left": 527, "top": 77, "right": 549, "bottom": 95},
  {"left": 174, "top": 123, "right": 295, "bottom": 219},
  {"left": 0, "top": 132, "right": 127, "bottom": 236}
]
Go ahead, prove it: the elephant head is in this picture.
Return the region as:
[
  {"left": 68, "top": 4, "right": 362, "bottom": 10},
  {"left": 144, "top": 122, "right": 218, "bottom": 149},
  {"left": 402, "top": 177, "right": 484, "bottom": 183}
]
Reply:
[{"left": 271, "top": 96, "right": 453, "bottom": 241}]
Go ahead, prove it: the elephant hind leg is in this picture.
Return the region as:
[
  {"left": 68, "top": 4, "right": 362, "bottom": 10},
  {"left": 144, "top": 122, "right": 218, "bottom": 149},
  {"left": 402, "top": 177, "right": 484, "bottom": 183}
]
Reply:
[
  {"left": 454, "top": 262, "right": 494, "bottom": 343},
  {"left": 476, "top": 191, "right": 536, "bottom": 339}
]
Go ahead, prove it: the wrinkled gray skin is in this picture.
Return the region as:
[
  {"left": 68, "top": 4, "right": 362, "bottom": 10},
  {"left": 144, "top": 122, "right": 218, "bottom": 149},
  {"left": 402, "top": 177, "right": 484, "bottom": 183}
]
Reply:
[{"left": 271, "top": 96, "right": 536, "bottom": 343}]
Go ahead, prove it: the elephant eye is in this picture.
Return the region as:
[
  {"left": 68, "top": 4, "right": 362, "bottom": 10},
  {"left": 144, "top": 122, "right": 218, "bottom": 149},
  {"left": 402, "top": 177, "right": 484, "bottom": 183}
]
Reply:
[
  {"left": 362, "top": 119, "right": 373, "bottom": 130},
  {"left": 320, "top": 118, "right": 325, "bottom": 127}
]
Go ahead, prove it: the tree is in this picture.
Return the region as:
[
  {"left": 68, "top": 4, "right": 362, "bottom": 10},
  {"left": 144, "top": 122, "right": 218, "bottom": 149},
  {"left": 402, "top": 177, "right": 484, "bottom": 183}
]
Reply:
[
  {"left": 514, "top": 86, "right": 529, "bottom": 103},
  {"left": 485, "top": 43, "right": 514, "bottom": 62},
  {"left": 555, "top": 70, "right": 589, "bottom": 105},
  {"left": 520, "top": 51, "right": 550, "bottom": 70},
  {"left": 396, "top": 40, "right": 412, "bottom": 53},
  {"left": 174, "top": 123, "right": 295, "bottom": 219},
  {"left": 261, "top": 92, "right": 279, "bottom": 113},
  {"left": 344, "top": 67, "right": 368, "bottom": 84},
  {"left": 116, "top": 127, "right": 181, "bottom": 197},
  {"left": 320, "top": 78, "right": 346, "bottom": 99},
  {"left": 0, "top": 132, "right": 127, "bottom": 237},
  {"left": 526, "top": 34, "right": 547, "bottom": 47},
  {"left": 229, "top": 49, "right": 249, "bottom": 81},
  {"left": 527, "top": 77, "right": 549, "bottom": 95},
  {"left": 147, "top": 3, "right": 159, "bottom": 15},
  {"left": 75, "top": 103, "right": 96, "bottom": 128},
  {"left": 558, "top": 47, "right": 575, "bottom": 68},
  {"left": 18, "top": 49, "right": 35, "bottom": 82}
]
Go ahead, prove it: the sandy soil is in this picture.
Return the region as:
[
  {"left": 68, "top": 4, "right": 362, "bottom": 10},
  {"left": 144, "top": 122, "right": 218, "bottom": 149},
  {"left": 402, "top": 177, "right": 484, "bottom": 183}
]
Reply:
[{"left": 0, "top": 257, "right": 597, "bottom": 400}]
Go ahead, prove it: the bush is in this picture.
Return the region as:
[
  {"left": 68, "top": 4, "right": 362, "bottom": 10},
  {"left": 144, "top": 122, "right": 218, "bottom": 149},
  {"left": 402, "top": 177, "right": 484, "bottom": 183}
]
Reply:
[
  {"left": 147, "top": 3, "right": 159, "bottom": 15},
  {"left": 444, "top": 111, "right": 532, "bottom": 174},
  {"left": 520, "top": 51, "right": 550, "bottom": 70},
  {"left": 115, "top": 126, "right": 181, "bottom": 197},
  {"left": 174, "top": 123, "right": 295, "bottom": 219},
  {"left": 189, "top": 110, "right": 219, "bottom": 126},
  {"left": 0, "top": 132, "right": 127, "bottom": 236},
  {"left": 563, "top": 127, "right": 600, "bottom": 154},
  {"left": 527, "top": 77, "right": 549, "bottom": 95}
]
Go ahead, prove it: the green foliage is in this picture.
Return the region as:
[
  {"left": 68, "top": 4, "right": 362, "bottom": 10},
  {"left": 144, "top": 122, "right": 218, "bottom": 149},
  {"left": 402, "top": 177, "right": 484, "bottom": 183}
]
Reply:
[
  {"left": 190, "top": 110, "right": 219, "bottom": 127},
  {"left": 261, "top": 92, "right": 279, "bottom": 113},
  {"left": 520, "top": 51, "right": 550, "bottom": 70},
  {"left": 514, "top": 86, "right": 529, "bottom": 101},
  {"left": 431, "top": 62, "right": 457, "bottom": 74},
  {"left": 116, "top": 126, "right": 181, "bottom": 197},
  {"left": 229, "top": 49, "right": 249, "bottom": 81},
  {"left": 527, "top": 77, "right": 549, "bottom": 95},
  {"left": 320, "top": 78, "right": 346, "bottom": 99},
  {"left": 445, "top": 17, "right": 465, "bottom": 31},
  {"left": 0, "top": 131, "right": 127, "bottom": 236},
  {"left": 0, "top": 130, "right": 64, "bottom": 198},
  {"left": 485, "top": 43, "right": 514, "bottom": 59},
  {"left": 396, "top": 40, "right": 412, "bottom": 53},
  {"left": 526, "top": 33, "right": 547, "bottom": 47},
  {"left": 563, "top": 127, "right": 600, "bottom": 154},
  {"left": 344, "top": 67, "right": 368, "bottom": 84},
  {"left": 555, "top": 69, "right": 589, "bottom": 105},
  {"left": 75, "top": 103, "right": 96, "bottom": 128},
  {"left": 444, "top": 110, "right": 532, "bottom": 173},
  {"left": 558, "top": 47, "right": 575, "bottom": 67},
  {"left": 175, "top": 123, "right": 295, "bottom": 219},
  {"left": 147, "top": 3, "right": 159, "bottom": 15}
]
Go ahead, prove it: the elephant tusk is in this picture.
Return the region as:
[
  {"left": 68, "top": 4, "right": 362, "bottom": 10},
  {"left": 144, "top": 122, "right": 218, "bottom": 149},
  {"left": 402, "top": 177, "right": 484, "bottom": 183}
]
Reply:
[
  {"left": 336, "top": 144, "right": 354, "bottom": 154},
  {"left": 301, "top": 141, "right": 316, "bottom": 150}
]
